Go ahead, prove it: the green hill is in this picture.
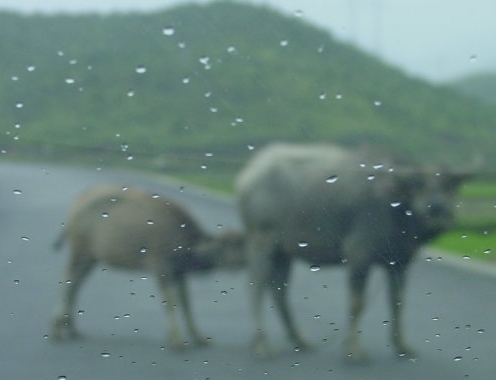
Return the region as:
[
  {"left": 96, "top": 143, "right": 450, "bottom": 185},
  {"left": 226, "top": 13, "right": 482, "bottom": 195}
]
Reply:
[
  {"left": 1, "top": 1, "right": 495, "bottom": 181},
  {"left": 451, "top": 72, "right": 496, "bottom": 105}
]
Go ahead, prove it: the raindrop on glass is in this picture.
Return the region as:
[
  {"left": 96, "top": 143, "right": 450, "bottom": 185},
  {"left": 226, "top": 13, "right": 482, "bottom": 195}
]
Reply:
[
  {"left": 135, "top": 65, "right": 147, "bottom": 74},
  {"left": 309, "top": 265, "right": 321, "bottom": 272},
  {"left": 162, "top": 26, "right": 175, "bottom": 36},
  {"left": 326, "top": 175, "right": 338, "bottom": 184},
  {"left": 298, "top": 241, "right": 309, "bottom": 248}
]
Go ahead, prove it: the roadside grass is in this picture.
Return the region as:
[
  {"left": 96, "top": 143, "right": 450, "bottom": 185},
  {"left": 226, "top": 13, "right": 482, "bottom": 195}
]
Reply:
[{"left": 432, "top": 181, "right": 496, "bottom": 261}]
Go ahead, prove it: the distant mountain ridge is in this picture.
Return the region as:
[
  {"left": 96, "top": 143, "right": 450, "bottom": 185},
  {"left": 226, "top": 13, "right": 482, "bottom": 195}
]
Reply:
[{"left": 1, "top": 1, "right": 495, "bottom": 172}]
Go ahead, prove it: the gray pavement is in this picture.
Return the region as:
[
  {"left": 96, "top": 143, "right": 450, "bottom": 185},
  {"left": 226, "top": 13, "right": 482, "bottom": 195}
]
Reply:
[{"left": 1, "top": 161, "right": 495, "bottom": 379}]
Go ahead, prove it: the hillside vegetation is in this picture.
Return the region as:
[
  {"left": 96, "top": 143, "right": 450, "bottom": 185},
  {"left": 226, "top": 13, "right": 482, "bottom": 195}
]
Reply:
[
  {"left": 451, "top": 72, "right": 496, "bottom": 105},
  {"left": 1, "top": 1, "right": 495, "bottom": 180}
]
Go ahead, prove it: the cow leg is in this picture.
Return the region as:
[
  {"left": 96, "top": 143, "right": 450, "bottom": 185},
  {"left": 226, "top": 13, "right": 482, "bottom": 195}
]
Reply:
[
  {"left": 51, "top": 252, "right": 96, "bottom": 341},
  {"left": 247, "top": 232, "right": 276, "bottom": 358},
  {"left": 345, "top": 264, "right": 371, "bottom": 362},
  {"left": 156, "top": 274, "right": 188, "bottom": 350},
  {"left": 387, "top": 264, "right": 416, "bottom": 358},
  {"left": 176, "top": 275, "right": 209, "bottom": 346},
  {"left": 270, "top": 252, "right": 310, "bottom": 350}
]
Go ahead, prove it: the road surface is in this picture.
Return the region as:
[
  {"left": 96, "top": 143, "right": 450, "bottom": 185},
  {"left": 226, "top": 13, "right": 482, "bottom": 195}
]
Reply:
[{"left": 1, "top": 161, "right": 495, "bottom": 379}]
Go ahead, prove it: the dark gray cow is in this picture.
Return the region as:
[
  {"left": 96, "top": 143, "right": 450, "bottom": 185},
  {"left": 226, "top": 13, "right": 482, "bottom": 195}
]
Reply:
[
  {"left": 52, "top": 185, "right": 245, "bottom": 349},
  {"left": 236, "top": 142, "right": 471, "bottom": 361}
]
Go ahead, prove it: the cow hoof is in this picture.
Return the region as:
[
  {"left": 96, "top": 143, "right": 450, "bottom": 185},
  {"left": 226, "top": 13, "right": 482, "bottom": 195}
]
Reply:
[
  {"left": 194, "top": 336, "right": 212, "bottom": 347},
  {"left": 345, "top": 351, "right": 369, "bottom": 365},
  {"left": 396, "top": 346, "right": 417, "bottom": 360},
  {"left": 252, "top": 334, "right": 273, "bottom": 359}
]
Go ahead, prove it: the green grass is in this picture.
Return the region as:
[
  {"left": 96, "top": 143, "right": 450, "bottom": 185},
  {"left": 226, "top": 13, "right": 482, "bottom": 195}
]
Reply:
[
  {"left": 433, "top": 181, "right": 496, "bottom": 259},
  {"left": 460, "top": 181, "right": 496, "bottom": 199},
  {"left": 433, "top": 229, "right": 496, "bottom": 261}
]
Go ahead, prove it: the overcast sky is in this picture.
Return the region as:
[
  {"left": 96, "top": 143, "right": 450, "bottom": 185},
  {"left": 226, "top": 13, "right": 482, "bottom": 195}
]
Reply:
[{"left": 1, "top": 0, "right": 494, "bottom": 83}]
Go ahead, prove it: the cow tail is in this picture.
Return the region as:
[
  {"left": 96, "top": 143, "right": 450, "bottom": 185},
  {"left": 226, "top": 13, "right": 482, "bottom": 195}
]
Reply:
[{"left": 53, "top": 229, "right": 66, "bottom": 251}]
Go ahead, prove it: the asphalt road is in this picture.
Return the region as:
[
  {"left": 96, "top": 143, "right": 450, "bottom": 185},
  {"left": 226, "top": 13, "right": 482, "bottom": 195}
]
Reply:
[{"left": 1, "top": 161, "right": 495, "bottom": 380}]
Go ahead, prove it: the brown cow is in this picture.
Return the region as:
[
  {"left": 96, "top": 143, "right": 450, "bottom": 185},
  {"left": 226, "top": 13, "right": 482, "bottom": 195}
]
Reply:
[{"left": 51, "top": 185, "right": 244, "bottom": 349}]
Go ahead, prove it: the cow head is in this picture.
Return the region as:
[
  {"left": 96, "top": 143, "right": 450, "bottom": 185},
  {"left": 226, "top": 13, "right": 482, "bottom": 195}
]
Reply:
[{"left": 391, "top": 168, "right": 474, "bottom": 237}]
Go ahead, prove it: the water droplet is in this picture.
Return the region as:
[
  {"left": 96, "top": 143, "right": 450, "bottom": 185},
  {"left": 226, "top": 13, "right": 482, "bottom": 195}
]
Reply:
[
  {"left": 210, "top": 107, "right": 218, "bottom": 113},
  {"left": 220, "top": 290, "right": 227, "bottom": 295},
  {"left": 227, "top": 46, "right": 237, "bottom": 54},
  {"left": 27, "top": 65, "right": 36, "bottom": 72},
  {"left": 247, "top": 144, "right": 255, "bottom": 151},
  {"left": 335, "top": 94, "right": 343, "bottom": 100},
  {"left": 326, "top": 175, "right": 338, "bottom": 184},
  {"left": 101, "top": 212, "right": 109, "bottom": 218},
  {"left": 279, "top": 40, "right": 289, "bottom": 47},
  {"left": 58, "top": 376, "right": 67, "bottom": 380},
  {"left": 454, "top": 356, "right": 463, "bottom": 362},
  {"left": 462, "top": 255, "right": 471, "bottom": 260},
  {"left": 126, "top": 154, "right": 134, "bottom": 161},
  {"left": 13, "top": 279, "right": 19, "bottom": 285},
  {"left": 477, "top": 328, "right": 485, "bottom": 334},
  {"left": 483, "top": 248, "right": 492, "bottom": 254},
  {"left": 15, "top": 102, "right": 24, "bottom": 108},
  {"left": 390, "top": 202, "right": 401, "bottom": 207},
  {"left": 140, "top": 247, "right": 147, "bottom": 254},
  {"left": 294, "top": 9, "right": 304, "bottom": 17},
  {"left": 319, "top": 93, "right": 327, "bottom": 100},
  {"left": 100, "top": 352, "right": 111, "bottom": 358},
  {"left": 373, "top": 100, "right": 382, "bottom": 107},
  {"left": 182, "top": 77, "right": 190, "bottom": 84},
  {"left": 469, "top": 54, "right": 477, "bottom": 63},
  {"left": 135, "top": 65, "right": 147, "bottom": 74},
  {"left": 147, "top": 220, "right": 154, "bottom": 225},
  {"left": 127, "top": 90, "right": 135, "bottom": 97},
  {"left": 13, "top": 189, "right": 22, "bottom": 195},
  {"left": 367, "top": 174, "right": 375, "bottom": 181},
  {"left": 65, "top": 78, "right": 75, "bottom": 84},
  {"left": 162, "top": 26, "right": 175, "bottom": 36},
  {"left": 298, "top": 241, "right": 309, "bottom": 248},
  {"left": 199, "top": 56, "right": 211, "bottom": 67},
  {"left": 21, "top": 236, "right": 30, "bottom": 242},
  {"left": 309, "top": 264, "right": 321, "bottom": 272}
]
